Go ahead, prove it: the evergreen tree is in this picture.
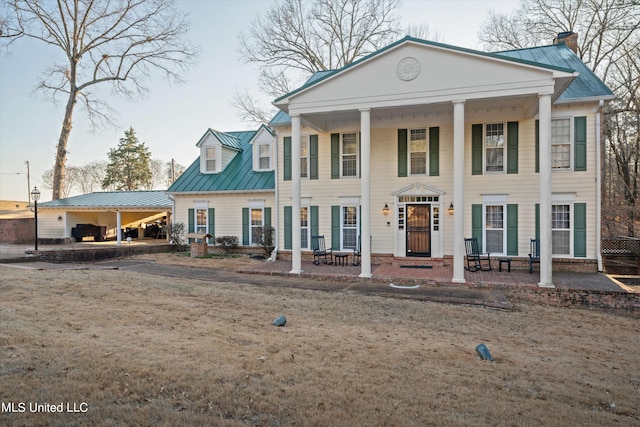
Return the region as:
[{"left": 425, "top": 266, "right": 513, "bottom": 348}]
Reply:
[{"left": 102, "top": 128, "right": 153, "bottom": 191}]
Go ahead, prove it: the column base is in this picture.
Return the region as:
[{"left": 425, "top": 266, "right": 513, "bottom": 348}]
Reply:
[
  {"left": 359, "top": 273, "right": 372, "bottom": 279},
  {"left": 452, "top": 278, "right": 466, "bottom": 284},
  {"left": 538, "top": 282, "right": 555, "bottom": 288},
  {"left": 289, "top": 269, "right": 303, "bottom": 275}
]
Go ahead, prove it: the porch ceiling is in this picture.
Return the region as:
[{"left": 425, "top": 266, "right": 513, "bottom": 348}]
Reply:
[{"left": 300, "top": 94, "right": 539, "bottom": 132}]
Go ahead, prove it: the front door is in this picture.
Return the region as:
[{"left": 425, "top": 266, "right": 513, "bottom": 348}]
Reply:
[{"left": 406, "top": 204, "right": 431, "bottom": 257}]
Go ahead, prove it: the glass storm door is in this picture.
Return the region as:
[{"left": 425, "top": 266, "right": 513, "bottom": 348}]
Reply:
[{"left": 406, "top": 204, "right": 431, "bottom": 257}]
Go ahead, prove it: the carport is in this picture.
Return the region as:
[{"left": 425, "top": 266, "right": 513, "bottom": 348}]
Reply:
[{"left": 37, "top": 191, "right": 172, "bottom": 245}]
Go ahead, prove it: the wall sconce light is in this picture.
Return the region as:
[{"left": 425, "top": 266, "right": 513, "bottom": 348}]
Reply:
[
  {"left": 57, "top": 216, "right": 63, "bottom": 222},
  {"left": 382, "top": 203, "right": 390, "bottom": 216},
  {"left": 448, "top": 202, "right": 454, "bottom": 215}
]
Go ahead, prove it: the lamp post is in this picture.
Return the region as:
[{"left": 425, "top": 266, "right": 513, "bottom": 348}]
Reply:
[{"left": 31, "top": 186, "right": 40, "bottom": 251}]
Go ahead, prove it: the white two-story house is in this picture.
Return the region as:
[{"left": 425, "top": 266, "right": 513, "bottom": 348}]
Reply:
[{"left": 270, "top": 35, "right": 613, "bottom": 287}]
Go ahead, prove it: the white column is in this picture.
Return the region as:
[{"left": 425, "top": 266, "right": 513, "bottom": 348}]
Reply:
[
  {"left": 359, "top": 108, "right": 372, "bottom": 278},
  {"left": 538, "top": 93, "right": 554, "bottom": 287},
  {"left": 290, "top": 113, "right": 303, "bottom": 274},
  {"left": 452, "top": 100, "right": 466, "bottom": 283},
  {"left": 116, "top": 210, "right": 122, "bottom": 246}
]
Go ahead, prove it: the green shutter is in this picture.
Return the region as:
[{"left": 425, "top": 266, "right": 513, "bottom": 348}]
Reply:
[
  {"left": 284, "top": 206, "right": 292, "bottom": 250},
  {"left": 208, "top": 208, "right": 215, "bottom": 244},
  {"left": 574, "top": 116, "right": 587, "bottom": 171},
  {"left": 358, "top": 131, "right": 361, "bottom": 179},
  {"left": 310, "top": 134, "right": 319, "bottom": 179},
  {"left": 397, "top": 129, "right": 407, "bottom": 177},
  {"left": 472, "top": 204, "right": 483, "bottom": 252},
  {"left": 535, "top": 204, "right": 540, "bottom": 241},
  {"left": 331, "top": 205, "right": 340, "bottom": 250},
  {"left": 429, "top": 127, "right": 439, "bottom": 176},
  {"left": 264, "top": 207, "right": 271, "bottom": 228},
  {"left": 310, "top": 205, "right": 319, "bottom": 237},
  {"left": 507, "top": 121, "right": 519, "bottom": 174},
  {"left": 283, "top": 136, "right": 292, "bottom": 181},
  {"left": 574, "top": 203, "right": 587, "bottom": 257},
  {"left": 188, "top": 208, "right": 194, "bottom": 233},
  {"left": 472, "top": 124, "right": 483, "bottom": 175},
  {"left": 507, "top": 204, "right": 518, "bottom": 256},
  {"left": 242, "top": 208, "right": 249, "bottom": 245},
  {"left": 331, "top": 133, "right": 340, "bottom": 179},
  {"left": 188, "top": 208, "right": 194, "bottom": 243},
  {"left": 535, "top": 120, "right": 539, "bottom": 173}
]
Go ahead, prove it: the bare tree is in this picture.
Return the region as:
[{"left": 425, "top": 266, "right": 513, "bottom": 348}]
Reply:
[
  {"left": 478, "top": 0, "right": 640, "bottom": 237},
  {"left": 235, "top": 0, "right": 401, "bottom": 126},
  {"left": 1, "top": 0, "right": 197, "bottom": 199}
]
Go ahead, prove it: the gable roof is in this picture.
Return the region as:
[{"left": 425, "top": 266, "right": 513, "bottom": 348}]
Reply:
[
  {"left": 273, "top": 36, "right": 576, "bottom": 105},
  {"left": 196, "top": 129, "right": 243, "bottom": 151},
  {"left": 496, "top": 43, "right": 614, "bottom": 102},
  {"left": 167, "top": 130, "right": 275, "bottom": 194},
  {"left": 39, "top": 191, "right": 172, "bottom": 209},
  {"left": 270, "top": 36, "right": 612, "bottom": 125}
]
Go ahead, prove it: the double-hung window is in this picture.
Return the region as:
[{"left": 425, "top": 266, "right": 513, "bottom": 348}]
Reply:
[
  {"left": 250, "top": 208, "right": 263, "bottom": 245},
  {"left": 485, "top": 205, "right": 505, "bottom": 254},
  {"left": 196, "top": 208, "right": 207, "bottom": 234},
  {"left": 300, "top": 136, "right": 309, "bottom": 178},
  {"left": 341, "top": 133, "right": 358, "bottom": 177},
  {"left": 551, "top": 118, "right": 571, "bottom": 170},
  {"left": 300, "top": 207, "right": 309, "bottom": 249},
  {"left": 342, "top": 206, "right": 358, "bottom": 250},
  {"left": 552, "top": 204, "right": 571, "bottom": 255},
  {"left": 485, "top": 123, "right": 505, "bottom": 173},
  {"left": 205, "top": 147, "right": 217, "bottom": 172},
  {"left": 410, "top": 129, "right": 427, "bottom": 175},
  {"left": 258, "top": 144, "right": 270, "bottom": 170}
]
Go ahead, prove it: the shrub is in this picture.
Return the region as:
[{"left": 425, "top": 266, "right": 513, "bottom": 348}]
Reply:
[
  {"left": 166, "top": 222, "right": 187, "bottom": 252},
  {"left": 258, "top": 226, "right": 275, "bottom": 257},
  {"left": 215, "top": 236, "right": 238, "bottom": 254}
]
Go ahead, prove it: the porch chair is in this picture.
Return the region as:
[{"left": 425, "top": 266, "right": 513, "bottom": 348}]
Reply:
[
  {"left": 311, "top": 235, "right": 333, "bottom": 265},
  {"left": 529, "top": 238, "right": 540, "bottom": 273},
  {"left": 464, "top": 237, "right": 492, "bottom": 272}
]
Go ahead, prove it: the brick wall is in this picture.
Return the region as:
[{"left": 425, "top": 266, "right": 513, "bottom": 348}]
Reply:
[
  {"left": 0, "top": 218, "right": 34, "bottom": 244},
  {"left": 26, "top": 243, "right": 172, "bottom": 263}
]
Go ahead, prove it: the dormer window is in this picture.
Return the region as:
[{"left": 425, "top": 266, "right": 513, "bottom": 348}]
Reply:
[
  {"left": 205, "top": 147, "right": 217, "bottom": 172},
  {"left": 258, "top": 144, "right": 270, "bottom": 170},
  {"left": 251, "top": 125, "right": 275, "bottom": 172}
]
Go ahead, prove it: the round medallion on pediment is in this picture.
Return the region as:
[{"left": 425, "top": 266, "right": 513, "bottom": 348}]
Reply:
[{"left": 396, "top": 57, "right": 421, "bottom": 81}]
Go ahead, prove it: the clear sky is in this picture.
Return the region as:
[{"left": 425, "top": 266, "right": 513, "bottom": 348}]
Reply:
[{"left": 0, "top": 0, "right": 520, "bottom": 202}]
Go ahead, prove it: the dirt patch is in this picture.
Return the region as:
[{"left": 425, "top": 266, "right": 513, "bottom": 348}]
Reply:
[
  {"left": 133, "top": 251, "right": 263, "bottom": 270},
  {"left": 0, "top": 266, "right": 638, "bottom": 426}
]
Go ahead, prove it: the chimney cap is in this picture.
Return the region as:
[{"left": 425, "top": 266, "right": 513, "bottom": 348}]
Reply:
[{"left": 557, "top": 31, "right": 576, "bottom": 39}]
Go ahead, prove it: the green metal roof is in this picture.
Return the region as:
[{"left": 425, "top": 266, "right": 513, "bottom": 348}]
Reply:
[
  {"left": 167, "top": 129, "right": 275, "bottom": 194},
  {"left": 39, "top": 191, "right": 172, "bottom": 209},
  {"left": 496, "top": 43, "right": 614, "bottom": 101},
  {"left": 196, "top": 129, "right": 243, "bottom": 151}
]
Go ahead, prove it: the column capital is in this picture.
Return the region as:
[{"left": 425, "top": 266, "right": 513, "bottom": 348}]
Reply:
[
  {"left": 452, "top": 99, "right": 466, "bottom": 105},
  {"left": 289, "top": 112, "right": 300, "bottom": 118},
  {"left": 538, "top": 92, "right": 554, "bottom": 98},
  {"left": 359, "top": 107, "right": 371, "bottom": 113}
]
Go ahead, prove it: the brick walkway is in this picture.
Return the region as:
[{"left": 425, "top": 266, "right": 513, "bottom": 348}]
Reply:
[{"left": 242, "top": 259, "right": 627, "bottom": 292}]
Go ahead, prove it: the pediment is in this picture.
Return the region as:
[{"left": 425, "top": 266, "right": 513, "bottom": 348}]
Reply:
[
  {"left": 393, "top": 182, "right": 446, "bottom": 197},
  {"left": 282, "top": 39, "right": 574, "bottom": 114}
]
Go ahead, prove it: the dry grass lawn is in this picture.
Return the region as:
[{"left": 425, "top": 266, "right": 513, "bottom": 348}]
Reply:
[{"left": 0, "top": 262, "right": 638, "bottom": 426}]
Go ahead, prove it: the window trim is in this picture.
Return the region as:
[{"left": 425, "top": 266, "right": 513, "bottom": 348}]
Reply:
[
  {"left": 340, "top": 132, "right": 359, "bottom": 178},
  {"left": 483, "top": 122, "right": 506, "bottom": 174},
  {"left": 483, "top": 204, "right": 506, "bottom": 256},
  {"left": 551, "top": 203, "right": 573, "bottom": 257},
  {"left": 300, "top": 134, "right": 310, "bottom": 179},
  {"left": 202, "top": 145, "right": 220, "bottom": 174},
  {"left": 340, "top": 204, "right": 359, "bottom": 251},
  {"left": 408, "top": 128, "right": 428, "bottom": 176},
  {"left": 249, "top": 207, "right": 264, "bottom": 246},
  {"left": 551, "top": 116, "right": 573, "bottom": 171},
  {"left": 256, "top": 143, "right": 271, "bottom": 171}
]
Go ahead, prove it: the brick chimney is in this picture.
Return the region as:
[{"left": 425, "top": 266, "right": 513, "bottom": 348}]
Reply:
[{"left": 553, "top": 31, "right": 578, "bottom": 53}]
